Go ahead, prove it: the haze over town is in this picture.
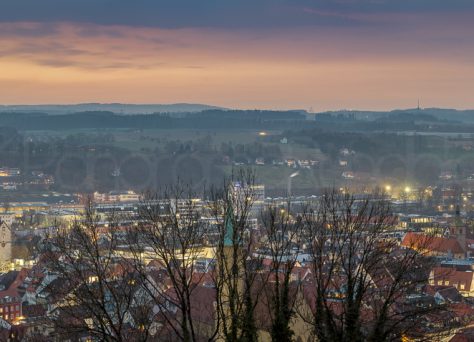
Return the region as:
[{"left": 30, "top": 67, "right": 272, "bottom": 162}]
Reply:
[{"left": 1, "top": 1, "right": 474, "bottom": 341}]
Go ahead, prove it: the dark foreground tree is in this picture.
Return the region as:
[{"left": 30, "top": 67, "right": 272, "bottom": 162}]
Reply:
[
  {"left": 260, "top": 202, "right": 304, "bottom": 342},
  {"left": 39, "top": 181, "right": 458, "bottom": 342},
  {"left": 209, "top": 170, "right": 263, "bottom": 342},
  {"left": 128, "top": 185, "right": 215, "bottom": 342},
  {"left": 44, "top": 198, "right": 153, "bottom": 342},
  {"left": 299, "top": 190, "right": 450, "bottom": 342}
]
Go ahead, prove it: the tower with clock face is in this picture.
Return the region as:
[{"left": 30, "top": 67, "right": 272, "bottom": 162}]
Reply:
[{"left": 0, "top": 214, "right": 13, "bottom": 272}]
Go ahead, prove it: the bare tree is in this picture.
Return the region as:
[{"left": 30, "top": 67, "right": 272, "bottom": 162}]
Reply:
[
  {"left": 299, "top": 190, "right": 450, "bottom": 342},
  {"left": 209, "top": 170, "right": 263, "bottom": 342},
  {"left": 128, "top": 184, "right": 214, "bottom": 342},
  {"left": 44, "top": 197, "right": 153, "bottom": 342},
  {"left": 260, "top": 201, "right": 304, "bottom": 342}
]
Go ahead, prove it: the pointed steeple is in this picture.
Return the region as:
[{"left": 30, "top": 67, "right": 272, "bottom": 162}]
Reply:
[{"left": 224, "top": 205, "right": 234, "bottom": 247}]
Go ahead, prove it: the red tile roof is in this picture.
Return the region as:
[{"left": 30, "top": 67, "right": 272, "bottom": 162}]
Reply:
[
  {"left": 402, "top": 232, "right": 465, "bottom": 255},
  {"left": 450, "top": 327, "right": 474, "bottom": 342},
  {"left": 431, "top": 267, "right": 474, "bottom": 293}
]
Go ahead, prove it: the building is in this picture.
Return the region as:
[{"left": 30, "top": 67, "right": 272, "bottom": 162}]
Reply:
[
  {"left": 429, "top": 267, "right": 474, "bottom": 297},
  {"left": 0, "top": 215, "right": 14, "bottom": 272},
  {"left": 93, "top": 190, "right": 140, "bottom": 203},
  {"left": 342, "top": 171, "right": 355, "bottom": 179},
  {"left": 401, "top": 232, "right": 465, "bottom": 259},
  {"left": 0, "top": 270, "right": 26, "bottom": 322},
  {"left": 0, "top": 296, "right": 21, "bottom": 322},
  {"left": 0, "top": 168, "right": 20, "bottom": 178},
  {"left": 231, "top": 182, "right": 265, "bottom": 217}
]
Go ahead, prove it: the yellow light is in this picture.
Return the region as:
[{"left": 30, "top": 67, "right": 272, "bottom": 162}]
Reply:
[
  {"left": 385, "top": 185, "right": 391, "bottom": 192},
  {"left": 258, "top": 131, "right": 267, "bottom": 136},
  {"left": 404, "top": 186, "right": 411, "bottom": 193}
]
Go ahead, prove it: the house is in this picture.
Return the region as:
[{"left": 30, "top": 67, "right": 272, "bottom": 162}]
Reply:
[
  {"left": 297, "top": 160, "right": 318, "bottom": 169},
  {"left": 402, "top": 232, "right": 465, "bottom": 258},
  {"left": 450, "top": 327, "right": 474, "bottom": 342},
  {"left": 285, "top": 159, "right": 296, "bottom": 168},
  {"left": 424, "top": 285, "right": 463, "bottom": 304},
  {"left": 429, "top": 267, "right": 474, "bottom": 297},
  {"left": 298, "top": 160, "right": 312, "bottom": 169},
  {"left": 0, "top": 270, "right": 28, "bottom": 322},
  {"left": 0, "top": 296, "right": 21, "bottom": 323},
  {"left": 342, "top": 171, "right": 354, "bottom": 179},
  {"left": 339, "top": 148, "right": 354, "bottom": 156},
  {"left": 440, "top": 172, "right": 454, "bottom": 180}
]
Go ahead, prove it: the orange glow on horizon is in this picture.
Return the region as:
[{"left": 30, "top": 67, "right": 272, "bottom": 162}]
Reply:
[{"left": 0, "top": 22, "right": 473, "bottom": 111}]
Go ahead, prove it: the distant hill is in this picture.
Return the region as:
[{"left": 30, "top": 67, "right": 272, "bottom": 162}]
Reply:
[
  {"left": 0, "top": 109, "right": 309, "bottom": 131},
  {"left": 313, "top": 108, "right": 474, "bottom": 123},
  {"left": 0, "top": 103, "right": 224, "bottom": 115}
]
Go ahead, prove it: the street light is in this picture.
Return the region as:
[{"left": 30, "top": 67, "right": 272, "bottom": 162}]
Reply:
[{"left": 385, "top": 185, "right": 391, "bottom": 192}]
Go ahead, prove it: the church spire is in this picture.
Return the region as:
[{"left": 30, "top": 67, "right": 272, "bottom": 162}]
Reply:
[{"left": 224, "top": 204, "right": 234, "bottom": 247}]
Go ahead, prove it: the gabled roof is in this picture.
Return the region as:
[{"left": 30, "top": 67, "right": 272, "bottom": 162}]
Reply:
[
  {"left": 0, "top": 268, "right": 28, "bottom": 299},
  {"left": 431, "top": 267, "right": 474, "bottom": 291},
  {"left": 402, "top": 232, "right": 464, "bottom": 255},
  {"left": 449, "top": 327, "right": 474, "bottom": 342},
  {"left": 436, "top": 287, "right": 463, "bottom": 303}
]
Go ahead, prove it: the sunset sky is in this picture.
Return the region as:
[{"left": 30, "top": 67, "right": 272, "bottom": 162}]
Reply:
[{"left": 1, "top": 0, "right": 473, "bottom": 111}]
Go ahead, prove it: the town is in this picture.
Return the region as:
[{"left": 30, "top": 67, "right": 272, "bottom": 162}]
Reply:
[
  {"left": 1, "top": 169, "right": 474, "bottom": 340},
  {"left": 2, "top": 0, "right": 473, "bottom": 340}
]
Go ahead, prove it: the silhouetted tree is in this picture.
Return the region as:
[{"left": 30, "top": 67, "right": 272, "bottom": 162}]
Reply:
[
  {"left": 44, "top": 198, "right": 153, "bottom": 341},
  {"left": 299, "top": 190, "right": 450, "bottom": 342}
]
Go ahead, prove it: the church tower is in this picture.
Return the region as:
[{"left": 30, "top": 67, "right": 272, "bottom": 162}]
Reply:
[
  {"left": 0, "top": 214, "right": 13, "bottom": 272},
  {"left": 450, "top": 205, "right": 467, "bottom": 253}
]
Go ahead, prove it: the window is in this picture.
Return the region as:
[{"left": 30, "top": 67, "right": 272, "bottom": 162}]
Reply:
[
  {"left": 461, "top": 284, "right": 465, "bottom": 290},
  {"left": 445, "top": 281, "right": 450, "bottom": 286}
]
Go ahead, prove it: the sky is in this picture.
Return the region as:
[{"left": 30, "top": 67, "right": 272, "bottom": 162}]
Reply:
[{"left": 0, "top": 0, "right": 473, "bottom": 111}]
